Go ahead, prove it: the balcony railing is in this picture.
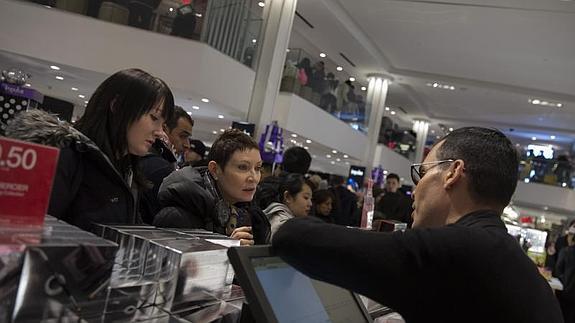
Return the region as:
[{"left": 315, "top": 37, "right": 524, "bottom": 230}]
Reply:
[
  {"left": 279, "top": 48, "right": 370, "bottom": 134},
  {"left": 23, "top": 0, "right": 263, "bottom": 68},
  {"left": 519, "top": 156, "right": 574, "bottom": 188}
]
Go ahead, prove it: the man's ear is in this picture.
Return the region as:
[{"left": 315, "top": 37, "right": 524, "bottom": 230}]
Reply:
[
  {"left": 444, "top": 160, "right": 465, "bottom": 190},
  {"left": 208, "top": 161, "right": 220, "bottom": 180}
]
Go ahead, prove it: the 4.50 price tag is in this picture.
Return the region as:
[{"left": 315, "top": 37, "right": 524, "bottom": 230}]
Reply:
[{"left": 0, "top": 137, "right": 59, "bottom": 228}]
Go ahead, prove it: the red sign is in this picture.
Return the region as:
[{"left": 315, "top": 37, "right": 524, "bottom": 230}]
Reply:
[{"left": 0, "top": 137, "right": 59, "bottom": 229}]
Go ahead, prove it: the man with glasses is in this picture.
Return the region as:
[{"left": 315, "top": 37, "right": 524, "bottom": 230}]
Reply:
[{"left": 273, "top": 127, "right": 562, "bottom": 323}]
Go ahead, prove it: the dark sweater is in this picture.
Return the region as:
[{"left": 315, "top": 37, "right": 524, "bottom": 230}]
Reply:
[{"left": 273, "top": 211, "right": 563, "bottom": 323}]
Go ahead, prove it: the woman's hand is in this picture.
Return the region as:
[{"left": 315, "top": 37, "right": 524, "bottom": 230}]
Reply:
[{"left": 231, "top": 226, "right": 254, "bottom": 246}]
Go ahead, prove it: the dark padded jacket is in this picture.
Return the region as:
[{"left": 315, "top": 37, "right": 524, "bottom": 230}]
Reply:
[
  {"left": 154, "top": 166, "right": 270, "bottom": 244},
  {"left": 273, "top": 211, "right": 563, "bottom": 323},
  {"left": 5, "top": 110, "right": 138, "bottom": 233}
]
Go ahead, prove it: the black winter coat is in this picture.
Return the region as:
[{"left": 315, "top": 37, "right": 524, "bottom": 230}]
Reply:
[
  {"left": 5, "top": 110, "right": 138, "bottom": 233},
  {"left": 155, "top": 166, "right": 271, "bottom": 244}
]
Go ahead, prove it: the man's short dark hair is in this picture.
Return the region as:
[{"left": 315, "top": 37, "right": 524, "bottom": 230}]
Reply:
[
  {"left": 208, "top": 129, "right": 259, "bottom": 169},
  {"left": 386, "top": 173, "right": 400, "bottom": 182},
  {"left": 435, "top": 127, "right": 518, "bottom": 207},
  {"left": 282, "top": 147, "right": 312, "bottom": 174},
  {"left": 165, "top": 106, "right": 194, "bottom": 131}
]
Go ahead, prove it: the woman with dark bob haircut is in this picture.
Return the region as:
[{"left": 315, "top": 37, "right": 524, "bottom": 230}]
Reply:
[
  {"left": 155, "top": 129, "right": 271, "bottom": 245},
  {"left": 6, "top": 68, "right": 174, "bottom": 232}
]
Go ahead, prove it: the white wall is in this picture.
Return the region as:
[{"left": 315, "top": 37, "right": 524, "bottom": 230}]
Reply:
[
  {"left": 0, "top": 0, "right": 255, "bottom": 115},
  {"left": 513, "top": 181, "right": 575, "bottom": 213}
]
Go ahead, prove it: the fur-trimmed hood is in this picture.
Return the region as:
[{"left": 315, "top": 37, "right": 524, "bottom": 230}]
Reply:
[{"left": 5, "top": 109, "right": 95, "bottom": 150}]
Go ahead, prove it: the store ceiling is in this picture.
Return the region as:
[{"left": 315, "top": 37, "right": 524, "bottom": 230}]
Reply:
[{"left": 293, "top": 0, "right": 575, "bottom": 149}]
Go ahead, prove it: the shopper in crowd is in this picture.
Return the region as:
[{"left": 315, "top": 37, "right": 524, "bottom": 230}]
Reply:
[
  {"left": 374, "top": 173, "right": 413, "bottom": 227},
  {"left": 273, "top": 127, "right": 563, "bottom": 323},
  {"left": 549, "top": 219, "right": 575, "bottom": 270},
  {"left": 154, "top": 129, "right": 270, "bottom": 245},
  {"left": 311, "top": 189, "right": 335, "bottom": 223},
  {"left": 263, "top": 173, "right": 313, "bottom": 238},
  {"left": 555, "top": 231, "right": 575, "bottom": 323},
  {"left": 139, "top": 106, "right": 193, "bottom": 224},
  {"left": 184, "top": 139, "right": 207, "bottom": 167},
  {"left": 329, "top": 175, "right": 359, "bottom": 226},
  {"left": 254, "top": 146, "right": 312, "bottom": 209},
  {"left": 6, "top": 68, "right": 174, "bottom": 232}
]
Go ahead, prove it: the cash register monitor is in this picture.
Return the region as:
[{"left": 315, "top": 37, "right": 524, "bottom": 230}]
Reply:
[{"left": 228, "top": 246, "right": 372, "bottom": 323}]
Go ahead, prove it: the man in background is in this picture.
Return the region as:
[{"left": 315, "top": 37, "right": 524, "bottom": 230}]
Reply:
[{"left": 375, "top": 173, "right": 413, "bottom": 227}]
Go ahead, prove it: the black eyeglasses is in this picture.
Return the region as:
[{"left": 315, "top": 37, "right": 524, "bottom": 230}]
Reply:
[{"left": 410, "top": 159, "right": 455, "bottom": 185}]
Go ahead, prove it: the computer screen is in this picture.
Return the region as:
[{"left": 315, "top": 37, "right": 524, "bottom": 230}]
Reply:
[{"left": 251, "top": 256, "right": 369, "bottom": 323}]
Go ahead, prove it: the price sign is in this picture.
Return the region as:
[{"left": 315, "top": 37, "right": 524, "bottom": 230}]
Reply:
[{"left": 0, "top": 136, "right": 59, "bottom": 228}]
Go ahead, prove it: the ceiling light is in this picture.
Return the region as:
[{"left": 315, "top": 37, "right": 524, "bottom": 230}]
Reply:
[
  {"left": 436, "top": 136, "right": 441, "bottom": 139},
  {"left": 385, "top": 107, "right": 390, "bottom": 111},
  {"left": 431, "top": 130, "right": 435, "bottom": 134},
  {"left": 212, "top": 130, "right": 218, "bottom": 134},
  {"left": 71, "top": 87, "right": 78, "bottom": 91},
  {"left": 319, "top": 52, "right": 326, "bottom": 58},
  {"left": 258, "top": 1, "right": 265, "bottom": 7},
  {"left": 557, "top": 103, "right": 563, "bottom": 108},
  {"left": 326, "top": 154, "right": 331, "bottom": 158},
  {"left": 50, "top": 65, "right": 60, "bottom": 70},
  {"left": 336, "top": 66, "right": 343, "bottom": 71},
  {"left": 428, "top": 82, "right": 455, "bottom": 90},
  {"left": 252, "top": 39, "right": 257, "bottom": 43},
  {"left": 532, "top": 137, "right": 537, "bottom": 141},
  {"left": 169, "top": 7, "right": 174, "bottom": 12},
  {"left": 195, "top": 13, "right": 202, "bottom": 17},
  {"left": 305, "top": 139, "right": 312, "bottom": 144},
  {"left": 531, "top": 99, "right": 540, "bottom": 105},
  {"left": 336, "top": 158, "right": 341, "bottom": 162},
  {"left": 343, "top": 154, "right": 348, "bottom": 158},
  {"left": 55, "top": 76, "right": 64, "bottom": 80},
  {"left": 220, "top": 129, "right": 225, "bottom": 132},
  {"left": 304, "top": 146, "right": 309, "bottom": 150},
  {"left": 291, "top": 134, "right": 297, "bottom": 138},
  {"left": 192, "top": 105, "right": 199, "bottom": 110},
  {"left": 550, "top": 135, "right": 556, "bottom": 140},
  {"left": 332, "top": 150, "right": 337, "bottom": 154},
  {"left": 187, "top": 111, "right": 193, "bottom": 116},
  {"left": 450, "top": 86, "right": 455, "bottom": 90},
  {"left": 331, "top": 161, "right": 335, "bottom": 165},
  {"left": 349, "top": 77, "right": 355, "bottom": 82},
  {"left": 345, "top": 161, "right": 350, "bottom": 165},
  {"left": 201, "top": 98, "right": 209, "bottom": 103},
  {"left": 449, "top": 127, "right": 454, "bottom": 132},
  {"left": 390, "top": 111, "right": 396, "bottom": 115},
  {"left": 78, "top": 94, "right": 85, "bottom": 98},
  {"left": 312, "top": 155, "right": 317, "bottom": 158},
  {"left": 361, "top": 86, "right": 367, "bottom": 91},
  {"left": 84, "top": 101, "right": 88, "bottom": 104},
  {"left": 24, "top": 83, "right": 31, "bottom": 87},
  {"left": 432, "top": 83, "right": 438, "bottom": 88},
  {"left": 217, "top": 114, "right": 224, "bottom": 119}
]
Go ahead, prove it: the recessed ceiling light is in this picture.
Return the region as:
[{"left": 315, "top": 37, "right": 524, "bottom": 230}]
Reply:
[
  {"left": 345, "top": 161, "right": 350, "bottom": 165},
  {"left": 24, "top": 83, "right": 31, "bottom": 87},
  {"left": 531, "top": 99, "right": 540, "bottom": 105},
  {"left": 304, "top": 146, "right": 309, "bottom": 150},
  {"left": 55, "top": 76, "right": 64, "bottom": 80},
  {"left": 436, "top": 135, "right": 441, "bottom": 139},
  {"left": 84, "top": 101, "right": 88, "bottom": 104},
  {"left": 326, "top": 154, "right": 331, "bottom": 158},
  {"left": 305, "top": 139, "right": 312, "bottom": 144},
  {"left": 432, "top": 83, "right": 438, "bottom": 88},
  {"left": 78, "top": 94, "right": 85, "bottom": 98},
  {"left": 220, "top": 129, "right": 225, "bottom": 132},
  {"left": 390, "top": 111, "right": 396, "bottom": 115},
  {"left": 361, "top": 86, "right": 367, "bottom": 91},
  {"left": 319, "top": 52, "right": 326, "bottom": 58},
  {"left": 258, "top": 1, "right": 265, "bottom": 7},
  {"left": 201, "top": 98, "right": 210, "bottom": 103},
  {"left": 532, "top": 136, "right": 537, "bottom": 141},
  {"left": 332, "top": 150, "right": 337, "bottom": 154},
  {"left": 187, "top": 111, "right": 193, "bottom": 116},
  {"left": 192, "top": 105, "right": 200, "bottom": 110},
  {"left": 449, "top": 127, "right": 454, "bottom": 132},
  {"left": 343, "top": 154, "right": 348, "bottom": 158},
  {"left": 195, "top": 13, "right": 203, "bottom": 17},
  {"left": 312, "top": 155, "right": 317, "bottom": 158},
  {"left": 349, "top": 77, "right": 356, "bottom": 82},
  {"left": 550, "top": 135, "right": 556, "bottom": 140},
  {"left": 50, "top": 65, "right": 60, "bottom": 70},
  {"left": 169, "top": 7, "right": 174, "bottom": 12},
  {"left": 252, "top": 39, "right": 257, "bottom": 43},
  {"left": 331, "top": 161, "right": 335, "bottom": 165},
  {"left": 212, "top": 130, "right": 218, "bottom": 134},
  {"left": 291, "top": 134, "right": 297, "bottom": 138},
  {"left": 336, "top": 66, "right": 343, "bottom": 71},
  {"left": 431, "top": 130, "right": 435, "bottom": 134},
  {"left": 385, "top": 107, "right": 390, "bottom": 111},
  {"left": 71, "top": 87, "right": 78, "bottom": 91},
  {"left": 336, "top": 158, "right": 341, "bottom": 162},
  {"left": 217, "top": 114, "right": 224, "bottom": 119}
]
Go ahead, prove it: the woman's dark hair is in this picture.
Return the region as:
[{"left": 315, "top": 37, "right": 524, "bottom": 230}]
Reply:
[
  {"left": 312, "top": 189, "right": 334, "bottom": 206},
  {"left": 208, "top": 129, "right": 259, "bottom": 170},
  {"left": 75, "top": 68, "right": 174, "bottom": 176},
  {"left": 279, "top": 173, "right": 313, "bottom": 203}
]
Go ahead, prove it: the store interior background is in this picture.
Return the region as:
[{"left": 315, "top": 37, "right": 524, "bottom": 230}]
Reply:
[{"left": 1, "top": 0, "right": 575, "bottom": 260}]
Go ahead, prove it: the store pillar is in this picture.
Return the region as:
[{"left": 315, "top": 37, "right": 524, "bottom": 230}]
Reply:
[
  {"left": 412, "top": 120, "right": 430, "bottom": 163},
  {"left": 363, "top": 74, "right": 392, "bottom": 177},
  {"left": 246, "top": 0, "right": 298, "bottom": 137}
]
